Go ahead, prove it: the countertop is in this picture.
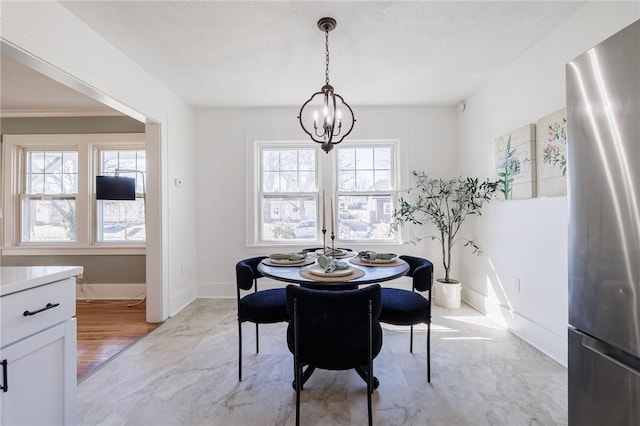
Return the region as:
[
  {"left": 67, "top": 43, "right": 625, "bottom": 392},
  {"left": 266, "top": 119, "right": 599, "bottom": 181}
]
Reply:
[{"left": 0, "top": 266, "right": 83, "bottom": 297}]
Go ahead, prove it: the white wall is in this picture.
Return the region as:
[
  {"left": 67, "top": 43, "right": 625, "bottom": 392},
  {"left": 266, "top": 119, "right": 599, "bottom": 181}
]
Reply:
[
  {"left": 195, "top": 106, "right": 459, "bottom": 297},
  {"left": 458, "top": 3, "right": 640, "bottom": 365},
  {"left": 1, "top": 2, "right": 198, "bottom": 319}
]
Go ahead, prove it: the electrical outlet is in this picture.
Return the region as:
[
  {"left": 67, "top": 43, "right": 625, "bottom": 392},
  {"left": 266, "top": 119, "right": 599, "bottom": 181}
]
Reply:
[{"left": 514, "top": 277, "right": 521, "bottom": 292}]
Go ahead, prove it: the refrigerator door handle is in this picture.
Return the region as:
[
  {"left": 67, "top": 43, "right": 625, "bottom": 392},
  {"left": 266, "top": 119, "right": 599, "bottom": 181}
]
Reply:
[{"left": 581, "top": 333, "right": 640, "bottom": 376}]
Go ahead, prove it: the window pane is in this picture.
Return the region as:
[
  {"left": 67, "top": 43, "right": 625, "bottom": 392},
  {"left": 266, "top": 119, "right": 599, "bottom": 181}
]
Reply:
[
  {"left": 26, "top": 150, "right": 77, "bottom": 196},
  {"left": 374, "top": 170, "right": 391, "bottom": 190},
  {"left": 355, "top": 170, "right": 374, "bottom": 191},
  {"left": 299, "top": 171, "right": 316, "bottom": 192},
  {"left": 337, "top": 145, "right": 395, "bottom": 193},
  {"left": 44, "top": 152, "right": 62, "bottom": 173},
  {"left": 44, "top": 174, "right": 62, "bottom": 194},
  {"left": 261, "top": 195, "right": 317, "bottom": 241},
  {"left": 22, "top": 198, "right": 76, "bottom": 242},
  {"left": 28, "top": 175, "right": 44, "bottom": 194},
  {"left": 263, "top": 150, "right": 280, "bottom": 171},
  {"left": 280, "top": 150, "right": 298, "bottom": 171},
  {"left": 263, "top": 172, "right": 280, "bottom": 192},
  {"left": 98, "top": 199, "right": 146, "bottom": 242},
  {"left": 338, "top": 170, "right": 356, "bottom": 191},
  {"left": 28, "top": 152, "right": 45, "bottom": 173},
  {"left": 298, "top": 150, "right": 315, "bottom": 171},
  {"left": 101, "top": 151, "right": 119, "bottom": 173},
  {"left": 374, "top": 147, "right": 391, "bottom": 169},
  {"left": 63, "top": 152, "right": 78, "bottom": 173},
  {"left": 338, "top": 148, "right": 355, "bottom": 170},
  {"left": 260, "top": 147, "right": 316, "bottom": 194},
  {"left": 280, "top": 171, "right": 299, "bottom": 192},
  {"left": 355, "top": 148, "right": 374, "bottom": 169},
  {"left": 337, "top": 195, "right": 393, "bottom": 240},
  {"left": 62, "top": 173, "right": 78, "bottom": 194}
]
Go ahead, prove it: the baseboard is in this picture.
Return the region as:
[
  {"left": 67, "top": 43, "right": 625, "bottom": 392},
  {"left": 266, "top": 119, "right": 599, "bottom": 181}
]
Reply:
[
  {"left": 463, "top": 287, "right": 567, "bottom": 367},
  {"left": 76, "top": 283, "right": 146, "bottom": 300}
]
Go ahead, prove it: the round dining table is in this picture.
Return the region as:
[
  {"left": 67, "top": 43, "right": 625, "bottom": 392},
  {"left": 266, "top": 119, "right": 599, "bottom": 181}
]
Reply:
[{"left": 257, "top": 254, "right": 409, "bottom": 289}]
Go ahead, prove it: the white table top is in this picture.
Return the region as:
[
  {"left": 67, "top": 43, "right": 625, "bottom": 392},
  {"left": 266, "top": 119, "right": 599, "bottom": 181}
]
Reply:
[{"left": 0, "top": 266, "right": 83, "bottom": 297}]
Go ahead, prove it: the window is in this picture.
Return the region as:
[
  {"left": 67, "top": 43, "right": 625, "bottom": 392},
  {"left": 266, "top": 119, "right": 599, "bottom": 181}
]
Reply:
[
  {"left": 251, "top": 138, "right": 399, "bottom": 246},
  {"left": 259, "top": 146, "right": 318, "bottom": 241},
  {"left": 21, "top": 150, "right": 78, "bottom": 242},
  {"left": 336, "top": 144, "right": 396, "bottom": 241},
  {"left": 2, "top": 133, "right": 145, "bottom": 253},
  {"left": 97, "top": 149, "right": 146, "bottom": 242}
]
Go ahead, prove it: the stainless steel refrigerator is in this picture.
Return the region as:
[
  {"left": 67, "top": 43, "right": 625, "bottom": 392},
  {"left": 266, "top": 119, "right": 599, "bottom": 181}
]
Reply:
[{"left": 567, "top": 19, "right": 640, "bottom": 425}]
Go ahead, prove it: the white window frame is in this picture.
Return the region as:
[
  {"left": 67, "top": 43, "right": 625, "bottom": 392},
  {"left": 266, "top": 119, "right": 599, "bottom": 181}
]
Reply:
[
  {"left": 19, "top": 147, "right": 80, "bottom": 244},
  {"left": 247, "top": 133, "right": 402, "bottom": 248},
  {"left": 2, "top": 133, "right": 145, "bottom": 255},
  {"left": 254, "top": 141, "right": 320, "bottom": 245},
  {"left": 333, "top": 140, "right": 400, "bottom": 244},
  {"left": 94, "top": 145, "right": 147, "bottom": 244}
]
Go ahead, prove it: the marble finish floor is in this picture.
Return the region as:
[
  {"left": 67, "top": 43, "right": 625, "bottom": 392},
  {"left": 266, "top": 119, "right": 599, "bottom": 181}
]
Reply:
[{"left": 78, "top": 299, "right": 567, "bottom": 425}]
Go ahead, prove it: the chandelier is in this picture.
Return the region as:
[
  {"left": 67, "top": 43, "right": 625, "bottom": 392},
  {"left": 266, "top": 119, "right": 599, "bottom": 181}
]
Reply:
[{"left": 298, "top": 17, "right": 356, "bottom": 153}]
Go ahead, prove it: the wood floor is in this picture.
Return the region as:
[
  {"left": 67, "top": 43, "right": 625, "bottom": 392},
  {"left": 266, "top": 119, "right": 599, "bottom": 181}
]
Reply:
[{"left": 76, "top": 299, "right": 159, "bottom": 382}]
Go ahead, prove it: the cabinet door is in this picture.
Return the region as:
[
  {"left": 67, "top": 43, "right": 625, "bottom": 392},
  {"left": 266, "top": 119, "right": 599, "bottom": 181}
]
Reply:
[{"left": 1, "top": 319, "right": 77, "bottom": 426}]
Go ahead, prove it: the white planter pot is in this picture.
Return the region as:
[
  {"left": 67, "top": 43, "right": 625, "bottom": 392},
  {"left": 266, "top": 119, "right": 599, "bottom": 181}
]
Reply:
[{"left": 434, "top": 279, "right": 462, "bottom": 308}]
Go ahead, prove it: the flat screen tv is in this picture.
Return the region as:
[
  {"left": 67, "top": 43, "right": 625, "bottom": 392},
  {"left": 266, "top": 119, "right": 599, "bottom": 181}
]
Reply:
[{"left": 96, "top": 176, "right": 136, "bottom": 200}]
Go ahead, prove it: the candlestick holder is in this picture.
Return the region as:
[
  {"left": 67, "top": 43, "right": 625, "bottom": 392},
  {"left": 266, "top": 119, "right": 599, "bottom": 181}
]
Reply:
[
  {"left": 322, "top": 227, "right": 327, "bottom": 253},
  {"left": 330, "top": 231, "right": 336, "bottom": 260}
]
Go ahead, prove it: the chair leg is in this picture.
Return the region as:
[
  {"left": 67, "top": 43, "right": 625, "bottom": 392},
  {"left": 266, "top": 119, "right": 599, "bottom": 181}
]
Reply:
[
  {"left": 294, "top": 299, "right": 300, "bottom": 426},
  {"left": 295, "top": 362, "right": 301, "bottom": 426},
  {"left": 427, "top": 321, "right": 431, "bottom": 383},
  {"left": 410, "top": 325, "right": 414, "bottom": 353},
  {"left": 238, "top": 320, "right": 242, "bottom": 381},
  {"left": 367, "top": 374, "right": 373, "bottom": 426},
  {"left": 256, "top": 323, "right": 259, "bottom": 353},
  {"left": 367, "top": 300, "right": 373, "bottom": 426}
]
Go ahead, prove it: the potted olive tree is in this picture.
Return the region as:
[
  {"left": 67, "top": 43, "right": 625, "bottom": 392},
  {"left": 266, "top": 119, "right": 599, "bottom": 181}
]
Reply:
[{"left": 392, "top": 171, "right": 497, "bottom": 308}]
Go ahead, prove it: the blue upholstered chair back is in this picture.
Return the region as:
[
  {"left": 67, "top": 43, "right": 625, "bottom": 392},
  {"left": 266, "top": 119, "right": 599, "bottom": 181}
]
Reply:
[
  {"left": 286, "top": 284, "right": 383, "bottom": 371},
  {"left": 399, "top": 255, "right": 434, "bottom": 292},
  {"left": 236, "top": 256, "right": 267, "bottom": 291}
]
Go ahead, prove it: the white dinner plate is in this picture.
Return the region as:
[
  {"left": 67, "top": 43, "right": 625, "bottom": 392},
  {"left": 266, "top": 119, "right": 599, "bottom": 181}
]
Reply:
[
  {"left": 360, "top": 255, "right": 398, "bottom": 264},
  {"left": 315, "top": 249, "right": 347, "bottom": 257},
  {"left": 269, "top": 258, "right": 306, "bottom": 265},
  {"left": 307, "top": 265, "right": 354, "bottom": 277}
]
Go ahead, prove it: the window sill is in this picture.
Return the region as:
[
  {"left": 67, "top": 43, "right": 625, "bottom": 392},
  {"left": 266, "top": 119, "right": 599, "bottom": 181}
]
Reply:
[{"left": 0, "top": 246, "right": 146, "bottom": 256}]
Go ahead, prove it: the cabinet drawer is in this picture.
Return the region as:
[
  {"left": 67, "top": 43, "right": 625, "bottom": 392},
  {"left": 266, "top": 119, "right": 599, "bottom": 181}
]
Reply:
[{"left": 1, "top": 278, "right": 75, "bottom": 348}]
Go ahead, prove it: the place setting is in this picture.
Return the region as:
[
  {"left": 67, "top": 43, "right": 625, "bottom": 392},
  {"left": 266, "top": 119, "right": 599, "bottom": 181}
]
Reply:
[
  {"left": 311, "top": 247, "right": 357, "bottom": 259},
  {"left": 261, "top": 251, "right": 315, "bottom": 267},
  {"left": 299, "top": 254, "right": 365, "bottom": 282},
  {"left": 349, "top": 251, "right": 405, "bottom": 267}
]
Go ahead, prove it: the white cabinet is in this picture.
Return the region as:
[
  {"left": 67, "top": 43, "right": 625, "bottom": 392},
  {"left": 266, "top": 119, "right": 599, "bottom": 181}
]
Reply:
[{"left": 0, "top": 268, "right": 80, "bottom": 426}]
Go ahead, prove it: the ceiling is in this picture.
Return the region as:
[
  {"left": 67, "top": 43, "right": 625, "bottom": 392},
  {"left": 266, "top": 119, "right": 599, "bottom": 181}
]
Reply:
[
  {"left": 0, "top": 54, "right": 114, "bottom": 113},
  {"left": 2, "top": 1, "right": 586, "bottom": 112}
]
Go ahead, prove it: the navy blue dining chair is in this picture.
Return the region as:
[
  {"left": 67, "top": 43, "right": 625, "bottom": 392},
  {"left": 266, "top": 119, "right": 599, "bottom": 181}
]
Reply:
[
  {"left": 236, "top": 256, "right": 289, "bottom": 381},
  {"left": 286, "top": 284, "right": 382, "bottom": 426},
  {"left": 378, "top": 255, "right": 434, "bottom": 382}
]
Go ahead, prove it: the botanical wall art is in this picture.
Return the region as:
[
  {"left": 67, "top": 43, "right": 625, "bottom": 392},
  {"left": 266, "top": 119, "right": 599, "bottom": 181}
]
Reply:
[
  {"left": 536, "top": 108, "right": 567, "bottom": 197},
  {"left": 495, "top": 124, "right": 536, "bottom": 200}
]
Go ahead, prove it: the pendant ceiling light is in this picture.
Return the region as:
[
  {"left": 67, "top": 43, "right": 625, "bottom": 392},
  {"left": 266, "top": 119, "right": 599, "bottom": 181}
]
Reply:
[{"left": 298, "top": 17, "right": 356, "bottom": 154}]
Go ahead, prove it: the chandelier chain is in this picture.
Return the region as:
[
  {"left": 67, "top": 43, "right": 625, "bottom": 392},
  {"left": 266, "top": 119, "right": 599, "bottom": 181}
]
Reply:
[{"left": 325, "top": 28, "right": 330, "bottom": 85}]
